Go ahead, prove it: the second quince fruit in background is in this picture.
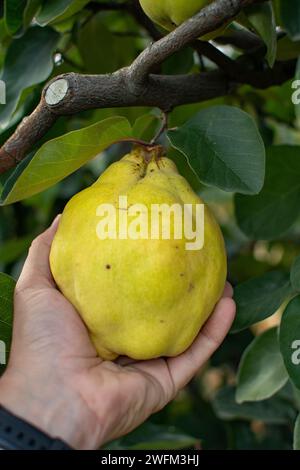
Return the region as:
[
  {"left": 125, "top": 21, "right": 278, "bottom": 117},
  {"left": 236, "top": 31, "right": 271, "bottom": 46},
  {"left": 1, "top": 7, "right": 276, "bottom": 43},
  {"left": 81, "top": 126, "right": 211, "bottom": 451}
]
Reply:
[
  {"left": 139, "top": 0, "right": 229, "bottom": 40},
  {"left": 50, "top": 148, "right": 226, "bottom": 361}
]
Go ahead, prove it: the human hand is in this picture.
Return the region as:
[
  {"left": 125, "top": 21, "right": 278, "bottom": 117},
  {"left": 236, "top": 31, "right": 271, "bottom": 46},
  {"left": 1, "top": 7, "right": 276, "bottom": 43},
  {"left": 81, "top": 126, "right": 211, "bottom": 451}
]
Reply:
[{"left": 0, "top": 217, "right": 235, "bottom": 449}]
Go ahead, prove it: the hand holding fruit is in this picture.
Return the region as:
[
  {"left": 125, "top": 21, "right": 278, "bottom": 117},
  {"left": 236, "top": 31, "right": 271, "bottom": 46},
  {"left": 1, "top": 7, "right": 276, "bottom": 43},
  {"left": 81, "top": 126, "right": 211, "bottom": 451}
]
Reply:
[{"left": 0, "top": 209, "right": 235, "bottom": 449}]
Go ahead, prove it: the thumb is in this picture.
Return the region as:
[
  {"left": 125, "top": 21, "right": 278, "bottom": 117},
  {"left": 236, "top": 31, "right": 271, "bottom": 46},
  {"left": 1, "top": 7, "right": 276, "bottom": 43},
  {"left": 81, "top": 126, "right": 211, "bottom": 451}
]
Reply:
[{"left": 17, "top": 215, "right": 61, "bottom": 291}]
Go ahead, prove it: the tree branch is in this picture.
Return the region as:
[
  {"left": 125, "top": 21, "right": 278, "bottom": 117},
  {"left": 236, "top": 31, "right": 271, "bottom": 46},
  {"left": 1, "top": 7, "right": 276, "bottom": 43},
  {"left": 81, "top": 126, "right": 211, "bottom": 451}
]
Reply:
[
  {"left": 0, "top": 103, "right": 57, "bottom": 172},
  {"left": 129, "top": 0, "right": 260, "bottom": 83},
  {"left": 0, "top": 0, "right": 286, "bottom": 175},
  {"left": 192, "top": 40, "right": 288, "bottom": 88},
  {"left": 194, "top": 40, "right": 245, "bottom": 77},
  {"left": 0, "top": 70, "right": 231, "bottom": 172},
  {"left": 215, "top": 29, "right": 264, "bottom": 50}
]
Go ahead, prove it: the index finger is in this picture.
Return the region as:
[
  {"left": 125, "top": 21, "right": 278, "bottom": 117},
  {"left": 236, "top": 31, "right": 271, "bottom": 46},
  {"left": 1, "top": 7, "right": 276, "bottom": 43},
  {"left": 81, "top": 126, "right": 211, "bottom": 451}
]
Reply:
[{"left": 17, "top": 215, "right": 61, "bottom": 291}]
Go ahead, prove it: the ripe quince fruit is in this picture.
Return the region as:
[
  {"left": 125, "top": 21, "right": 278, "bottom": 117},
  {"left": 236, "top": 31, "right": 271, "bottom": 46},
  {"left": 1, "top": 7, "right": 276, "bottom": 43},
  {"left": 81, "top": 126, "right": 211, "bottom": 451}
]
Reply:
[
  {"left": 139, "top": 0, "right": 229, "bottom": 40},
  {"left": 50, "top": 148, "right": 226, "bottom": 360}
]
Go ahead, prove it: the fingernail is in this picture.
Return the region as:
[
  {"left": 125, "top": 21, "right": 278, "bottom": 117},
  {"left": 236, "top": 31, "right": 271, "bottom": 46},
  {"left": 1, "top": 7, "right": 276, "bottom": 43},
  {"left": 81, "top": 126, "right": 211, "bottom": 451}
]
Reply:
[{"left": 51, "top": 214, "right": 61, "bottom": 228}]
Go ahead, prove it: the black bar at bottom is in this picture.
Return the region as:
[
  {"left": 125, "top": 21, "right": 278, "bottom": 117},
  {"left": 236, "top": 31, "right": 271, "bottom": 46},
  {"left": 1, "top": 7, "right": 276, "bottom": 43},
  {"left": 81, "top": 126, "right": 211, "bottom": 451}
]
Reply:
[{"left": 0, "top": 450, "right": 299, "bottom": 466}]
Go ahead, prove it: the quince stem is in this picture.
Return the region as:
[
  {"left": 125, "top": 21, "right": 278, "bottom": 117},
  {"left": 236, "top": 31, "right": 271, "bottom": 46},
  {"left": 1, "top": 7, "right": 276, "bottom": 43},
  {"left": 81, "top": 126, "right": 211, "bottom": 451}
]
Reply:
[
  {"left": 134, "top": 144, "right": 166, "bottom": 164},
  {"left": 150, "top": 112, "right": 169, "bottom": 145}
]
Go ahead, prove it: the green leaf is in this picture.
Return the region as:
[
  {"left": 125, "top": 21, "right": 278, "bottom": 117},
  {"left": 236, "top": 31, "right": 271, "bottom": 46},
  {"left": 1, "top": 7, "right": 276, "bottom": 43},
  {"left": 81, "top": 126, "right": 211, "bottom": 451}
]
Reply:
[
  {"left": 0, "top": 273, "right": 15, "bottom": 375},
  {"left": 235, "top": 146, "right": 300, "bottom": 240},
  {"left": 245, "top": 2, "right": 277, "bottom": 67},
  {"left": 0, "top": 26, "right": 59, "bottom": 128},
  {"left": 23, "top": 0, "right": 42, "bottom": 29},
  {"left": 213, "top": 385, "right": 296, "bottom": 424},
  {"left": 4, "top": 0, "right": 27, "bottom": 35},
  {"left": 4, "top": 0, "right": 41, "bottom": 35},
  {"left": 291, "top": 256, "right": 300, "bottom": 293},
  {"left": 0, "top": 235, "right": 33, "bottom": 264},
  {"left": 36, "top": 0, "right": 90, "bottom": 26},
  {"left": 0, "top": 153, "right": 34, "bottom": 204},
  {"left": 162, "top": 47, "right": 194, "bottom": 75},
  {"left": 280, "top": 0, "right": 300, "bottom": 40},
  {"left": 236, "top": 327, "right": 288, "bottom": 403},
  {"left": 277, "top": 36, "right": 300, "bottom": 61},
  {"left": 132, "top": 114, "right": 159, "bottom": 142},
  {"left": 78, "top": 13, "right": 136, "bottom": 74},
  {"left": 0, "top": 116, "right": 133, "bottom": 205},
  {"left": 168, "top": 105, "right": 265, "bottom": 195},
  {"left": 279, "top": 296, "right": 300, "bottom": 390},
  {"left": 294, "top": 414, "right": 300, "bottom": 450},
  {"left": 231, "top": 271, "right": 293, "bottom": 333}
]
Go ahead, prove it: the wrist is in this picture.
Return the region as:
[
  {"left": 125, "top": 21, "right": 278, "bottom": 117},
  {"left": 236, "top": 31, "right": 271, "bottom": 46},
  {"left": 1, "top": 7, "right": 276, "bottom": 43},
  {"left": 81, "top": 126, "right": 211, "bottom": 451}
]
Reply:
[{"left": 0, "top": 367, "right": 101, "bottom": 449}]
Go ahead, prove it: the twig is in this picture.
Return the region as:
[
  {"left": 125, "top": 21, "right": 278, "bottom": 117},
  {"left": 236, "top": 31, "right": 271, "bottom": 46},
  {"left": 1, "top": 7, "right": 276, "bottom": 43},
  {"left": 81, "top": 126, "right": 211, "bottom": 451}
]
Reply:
[
  {"left": 150, "top": 112, "right": 169, "bottom": 144},
  {"left": 193, "top": 41, "right": 245, "bottom": 77},
  {"left": 215, "top": 29, "right": 264, "bottom": 50}
]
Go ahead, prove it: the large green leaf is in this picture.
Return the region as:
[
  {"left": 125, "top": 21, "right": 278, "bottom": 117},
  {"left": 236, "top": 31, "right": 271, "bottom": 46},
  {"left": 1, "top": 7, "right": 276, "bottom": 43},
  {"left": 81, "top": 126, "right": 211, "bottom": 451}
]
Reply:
[
  {"left": 0, "top": 273, "right": 15, "bottom": 375},
  {"left": 0, "top": 26, "right": 59, "bottom": 128},
  {"left": 294, "top": 414, "right": 300, "bottom": 450},
  {"left": 231, "top": 271, "right": 293, "bottom": 333},
  {"left": 168, "top": 105, "right": 265, "bottom": 195},
  {"left": 23, "top": 0, "right": 42, "bottom": 29},
  {"left": 6, "top": 0, "right": 41, "bottom": 35},
  {"left": 132, "top": 114, "right": 159, "bottom": 142},
  {"left": 245, "top": 2, "right": 277, "bottom": 67},
  {"left": 235, "top": 146, "right": 300, "bottom": 240},
  {"left": 0, "top": 235, "right": 33, "bottom": 264},
  {"left": 280, "top": 0, "right": 300, "bottom": 40},
  {"left": 4, "top": 0, "right": 27, "bottom": 35},
  {"left": 213, "top": 385, "right": 296, "bottom": 424},
  {"left": 236, "top": 327, "right": 288, "bottom": 403},
  {"left": 0, "top": 153, "right": 33, "bottom": 203},
  {"left": 35, "top": 0, "right": 90, "bottom": 26},
  {"left": 279, "top": 296, "right": 300, "bottom": 390},
  {"left": 0, "top": 116, "right": 133, "bottom": 205},
  {"left": 78, "top": 13, "right": 137, "bottom": 74}
]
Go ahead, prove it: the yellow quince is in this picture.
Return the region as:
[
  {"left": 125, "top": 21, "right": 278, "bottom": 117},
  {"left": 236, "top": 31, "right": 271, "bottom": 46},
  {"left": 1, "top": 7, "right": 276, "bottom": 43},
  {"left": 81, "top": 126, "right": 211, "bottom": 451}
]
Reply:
[{"left": 50, "top": 147, "right": 226, "bottom": 360}]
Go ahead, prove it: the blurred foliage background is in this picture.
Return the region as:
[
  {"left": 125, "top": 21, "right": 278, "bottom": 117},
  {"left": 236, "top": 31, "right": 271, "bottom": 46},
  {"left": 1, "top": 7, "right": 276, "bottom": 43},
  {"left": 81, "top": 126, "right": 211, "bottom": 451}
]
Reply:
[{"left": 1, "top": 0, "right": 300, "bottom": 450}]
